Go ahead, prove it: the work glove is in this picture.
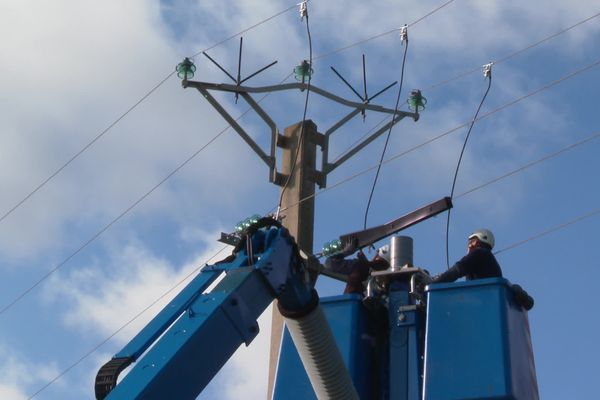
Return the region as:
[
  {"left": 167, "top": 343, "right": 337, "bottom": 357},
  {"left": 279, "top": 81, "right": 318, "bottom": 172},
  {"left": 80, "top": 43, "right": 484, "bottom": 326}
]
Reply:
[{"left": 340, "top": 237, "right": 358, "bottom": 257}]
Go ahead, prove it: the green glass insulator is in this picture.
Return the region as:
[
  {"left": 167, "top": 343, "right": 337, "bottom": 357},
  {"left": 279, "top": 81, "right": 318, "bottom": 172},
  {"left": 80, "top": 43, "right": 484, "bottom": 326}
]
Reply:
[
  {"left": 294, "top": 60, "right": 313, "bottom": 82},
  {"left": 176, "top": 57, "right": 196, "bottom": 79},
  {"left": 407, "top": 90, "right": 427, "bottom": 111},
  {"left": 330, "top": 239, "right": 342, "bottom": 253},
  {"left": 249, "top": 214, "right": 261, "bottom": 225}
]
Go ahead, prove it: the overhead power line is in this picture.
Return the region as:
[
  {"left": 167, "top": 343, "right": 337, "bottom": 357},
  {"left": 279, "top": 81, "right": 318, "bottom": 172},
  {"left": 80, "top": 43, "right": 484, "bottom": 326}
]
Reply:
[
  {"left": 0, "top": 73, "right": 175, "bottom": 226},
  {"left": 1, "top": 0, "right": 458, "bottom": 313},
  {"left": 314, "top": 0, "right": 456, "bottom": 61},
  {"left": 277, "top": 2, "right": 314, "bottom": 218},
  {"left": 425, "top": 10, "right": 600, "bottom": 91},
  {"left": 494, "top": 207, "right": 600, "bottom": 255},
  {"left": 328, "top": 10, "right": 600, "bottom": 163},
  {"left": 26, "top": 244, "right": 230, "bottom": 399},
  {"left": 0, "top": 72, "right": 293, "bottom": 318},
  {"left": 190, "top": 3, "right": 299, "bottom": 58},
  {"left": 363, "top": 28, "right": 410, "bottom": 229},
  {"left": 277, "top": 57, "right": 600, "bottom": 214},
  {"left": 0, "top": 3, "right": 299, "bottom": 227},
  {"left": 456, "top": 130, "right": 600, "bottom": 199},
  {"left": 445, "top": 67, "right": 493, "bottom": 268}
]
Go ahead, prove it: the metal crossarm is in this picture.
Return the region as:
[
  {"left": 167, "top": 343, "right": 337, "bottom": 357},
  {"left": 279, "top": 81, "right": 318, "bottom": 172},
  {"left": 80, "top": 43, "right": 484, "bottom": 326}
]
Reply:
[{"left": 184, "top": 80, "right": 419, "bottom": 187}]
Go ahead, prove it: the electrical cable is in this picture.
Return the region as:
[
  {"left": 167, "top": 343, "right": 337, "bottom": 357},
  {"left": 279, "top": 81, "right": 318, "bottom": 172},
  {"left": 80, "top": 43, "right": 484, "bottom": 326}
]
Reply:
[
  {"left": 26, "top": 244, "right": 230, "bottom": 399},
  {"left": 0, "top": 72, "right": 294, "bottom": 318},
  {"left": 363, "top": 34, "right": 409, "bottom": 230},
  {"left": 425, "top": 10, "right": 600, "bottom": 91},
  {"left": 275, "top": 57, "right": 600, "bottom": 215},
  {"left": 455, "top": 130, "right": 600, "bottom": 199},
  {"left": 494, "top": 207, "right": 600, "bottom": 255},
  {"left": 445, "top": 71, "right": 493, "bottom": 268},
  {"left": 0, "top": 72, "right": 175, "bottom": 226},
  {"left": 308, "top": 9, "right": 600, "bottom": 169},
  {"left": 0, "top": 3, "right": 299, "bottom": 227},
  {"left": 276, "top": 8, "right": 313, "bottom": 219},
  {"left": 314, "top": 0, "right": 455, "bottom": 61},
  {"left": 190, "top": 3, "right": 299, "bottom": 58}
]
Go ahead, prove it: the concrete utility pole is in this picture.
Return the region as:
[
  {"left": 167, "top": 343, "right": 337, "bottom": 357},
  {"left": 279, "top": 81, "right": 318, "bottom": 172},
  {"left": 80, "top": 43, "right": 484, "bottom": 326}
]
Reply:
[{"left": 267, "top": 120, "right": 318, "bottom": 398}]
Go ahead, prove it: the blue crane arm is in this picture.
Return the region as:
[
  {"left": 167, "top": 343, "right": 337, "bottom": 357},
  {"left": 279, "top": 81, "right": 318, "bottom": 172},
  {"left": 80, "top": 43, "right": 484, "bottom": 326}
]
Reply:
[{"left": 95, "top": 220, "right": 314, "bottom": 400}]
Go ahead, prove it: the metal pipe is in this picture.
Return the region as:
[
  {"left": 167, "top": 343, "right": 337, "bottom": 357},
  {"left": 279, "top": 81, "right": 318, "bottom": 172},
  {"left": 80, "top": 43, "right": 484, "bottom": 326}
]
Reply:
[{"left": 390, "top": 236, "right": 413, "bottom": 271}]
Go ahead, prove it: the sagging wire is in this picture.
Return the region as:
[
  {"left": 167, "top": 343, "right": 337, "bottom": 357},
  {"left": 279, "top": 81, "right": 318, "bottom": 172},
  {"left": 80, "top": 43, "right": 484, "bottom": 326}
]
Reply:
[
  {"left": 494, "top": 207, "right": 600, "bottom": 255},
  {"left": 313, "top": 0, "right": 456, "bottom": 61},
  {"left": 274, "top": 58, "right": 600, "bottom": 218},
  {"left": 456, "top": 130, "right": 600, "bottom": 199},
  {"left": 362, "top": 25, "right": 409, "bottom": 230},
  {"left": 445, "top": 63, "right": 493, "bottom": 269},
  {"left": 276, "top": 1, "right": 313, "bottom": 220},
  {"left": 425, "top": 10, "right": 600, "bottom": 91}
]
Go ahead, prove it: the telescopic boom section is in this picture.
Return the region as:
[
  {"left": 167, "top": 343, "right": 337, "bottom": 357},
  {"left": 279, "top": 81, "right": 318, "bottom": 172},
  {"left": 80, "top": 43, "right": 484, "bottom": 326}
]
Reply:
[{"left": 95, "top": 219, "right": 358, "bottom": 400}]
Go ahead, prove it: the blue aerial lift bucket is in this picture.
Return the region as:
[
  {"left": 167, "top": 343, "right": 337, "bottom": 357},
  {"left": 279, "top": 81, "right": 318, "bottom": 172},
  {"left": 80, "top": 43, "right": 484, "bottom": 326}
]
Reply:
[{"left": 423, "top": 278, "right": 539, "bottom": 400}]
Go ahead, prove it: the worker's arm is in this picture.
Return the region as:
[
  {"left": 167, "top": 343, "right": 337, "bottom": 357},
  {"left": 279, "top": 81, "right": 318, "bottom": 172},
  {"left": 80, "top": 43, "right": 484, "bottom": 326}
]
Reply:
[
  {"left": 431, "top": 262, "right": 464, "bottom": 283},
  {"left": 431, "top": 251, "right": 480, "bottom": 283}
]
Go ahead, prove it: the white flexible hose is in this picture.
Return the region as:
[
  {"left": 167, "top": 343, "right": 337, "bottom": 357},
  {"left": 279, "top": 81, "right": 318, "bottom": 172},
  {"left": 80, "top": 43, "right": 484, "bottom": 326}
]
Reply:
[{"left": 284, "top": 305, "right": 359, "bottom": 400}]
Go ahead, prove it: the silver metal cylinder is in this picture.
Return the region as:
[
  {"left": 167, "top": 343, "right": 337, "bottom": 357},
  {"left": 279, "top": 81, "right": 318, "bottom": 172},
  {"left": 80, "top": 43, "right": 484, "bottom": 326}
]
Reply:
[{"left": 390, "top": 236, "right": 413, "bottom": 271}]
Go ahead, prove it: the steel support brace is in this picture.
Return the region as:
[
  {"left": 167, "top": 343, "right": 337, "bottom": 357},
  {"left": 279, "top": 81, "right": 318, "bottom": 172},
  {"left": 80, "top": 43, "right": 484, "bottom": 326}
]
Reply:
[
  {"left": 194, "top": 86, "right": 275, "bottom": 174},
  {"left": 324, "top": 114, "right": 406, "bottom": 176}
]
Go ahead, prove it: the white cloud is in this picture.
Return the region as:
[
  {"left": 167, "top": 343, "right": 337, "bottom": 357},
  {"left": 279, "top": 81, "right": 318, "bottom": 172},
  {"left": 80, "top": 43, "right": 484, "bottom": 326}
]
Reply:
[
  {"left": 0, "top": 0, "right": 269, "bottom": 263},
  {"left": 0, "top": 347, "right": 60, "bottom": 400},
  {"left": 45, "top": 229, "right": 231, "bottom": 341}
]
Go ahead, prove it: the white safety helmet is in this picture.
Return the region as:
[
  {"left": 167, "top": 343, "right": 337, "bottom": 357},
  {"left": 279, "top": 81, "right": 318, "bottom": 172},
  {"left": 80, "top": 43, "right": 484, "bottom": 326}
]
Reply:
[
  {"left": 377, "top": 245, "right": 391, "bottom": 262},
  {"left": 468, "top": 228, "right": 495, "bottom": 249}
]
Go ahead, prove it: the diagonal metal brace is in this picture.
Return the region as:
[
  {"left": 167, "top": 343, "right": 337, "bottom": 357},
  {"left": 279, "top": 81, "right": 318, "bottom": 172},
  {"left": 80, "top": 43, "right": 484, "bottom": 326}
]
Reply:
[
  {"left": 325, "top": 113, "right": 408, "bottom": 176},
  {"left": 194, "top": 86, "right": 276, "bottom": 177}
]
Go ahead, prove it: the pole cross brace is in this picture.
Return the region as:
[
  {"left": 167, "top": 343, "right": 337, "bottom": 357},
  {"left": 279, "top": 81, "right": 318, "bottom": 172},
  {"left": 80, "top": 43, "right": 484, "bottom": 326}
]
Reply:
[{"left": 183, "top": 80, "right": 419, "bottom": 188}]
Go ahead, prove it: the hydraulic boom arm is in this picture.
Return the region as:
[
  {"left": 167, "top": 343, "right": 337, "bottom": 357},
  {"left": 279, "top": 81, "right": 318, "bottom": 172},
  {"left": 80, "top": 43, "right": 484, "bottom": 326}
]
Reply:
[{"left": 95, "top": 219, "right": 357, "bottom": 400}]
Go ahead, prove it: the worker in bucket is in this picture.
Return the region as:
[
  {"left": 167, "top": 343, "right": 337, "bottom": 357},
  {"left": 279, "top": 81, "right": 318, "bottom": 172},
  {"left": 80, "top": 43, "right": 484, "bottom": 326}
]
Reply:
[
  {"left": 432, "top": 228, "right": 501, "bottom": 283},
  {"left": 432, "top": 228, "right": 534, "bottom": 310},
  {"left": 325, "top": 242, "right": 390, "bottom": 295}
]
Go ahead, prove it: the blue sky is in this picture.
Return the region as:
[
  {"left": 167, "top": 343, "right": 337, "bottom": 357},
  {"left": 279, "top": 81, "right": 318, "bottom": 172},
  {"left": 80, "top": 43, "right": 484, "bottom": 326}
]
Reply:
[{"left": 1, "top": 0, "right": 599, "bottom": 399}]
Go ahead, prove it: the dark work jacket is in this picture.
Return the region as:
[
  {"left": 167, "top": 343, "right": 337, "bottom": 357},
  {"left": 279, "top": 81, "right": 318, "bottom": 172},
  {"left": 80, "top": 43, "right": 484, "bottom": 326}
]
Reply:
[
  {"left": 433, "top": 246, "right": 502, "bottom": 283},
  {"left": 325, "top": 254, "right": 389, "bottom": 294}
]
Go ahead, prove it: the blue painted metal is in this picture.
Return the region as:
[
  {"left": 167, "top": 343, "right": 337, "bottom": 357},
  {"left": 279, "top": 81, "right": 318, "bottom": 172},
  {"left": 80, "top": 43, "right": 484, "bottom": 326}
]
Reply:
[
  {"left": 107, "top": 267, "right": 272, "bottom": 400},
  {"left": 273, "top": 294, "right": 374, "bottom": 400},
  {"left": 387, "top": 282, "right": 423, "bottom": 400},
  {"left": 115, "top": 269, "right": 221, "bottom": 360},
  {"left": 104, "top": 224, "right": 312, "bottom": 400},
  {"left": 423, "top": 278, "right": 539, "bottom": 400}
]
